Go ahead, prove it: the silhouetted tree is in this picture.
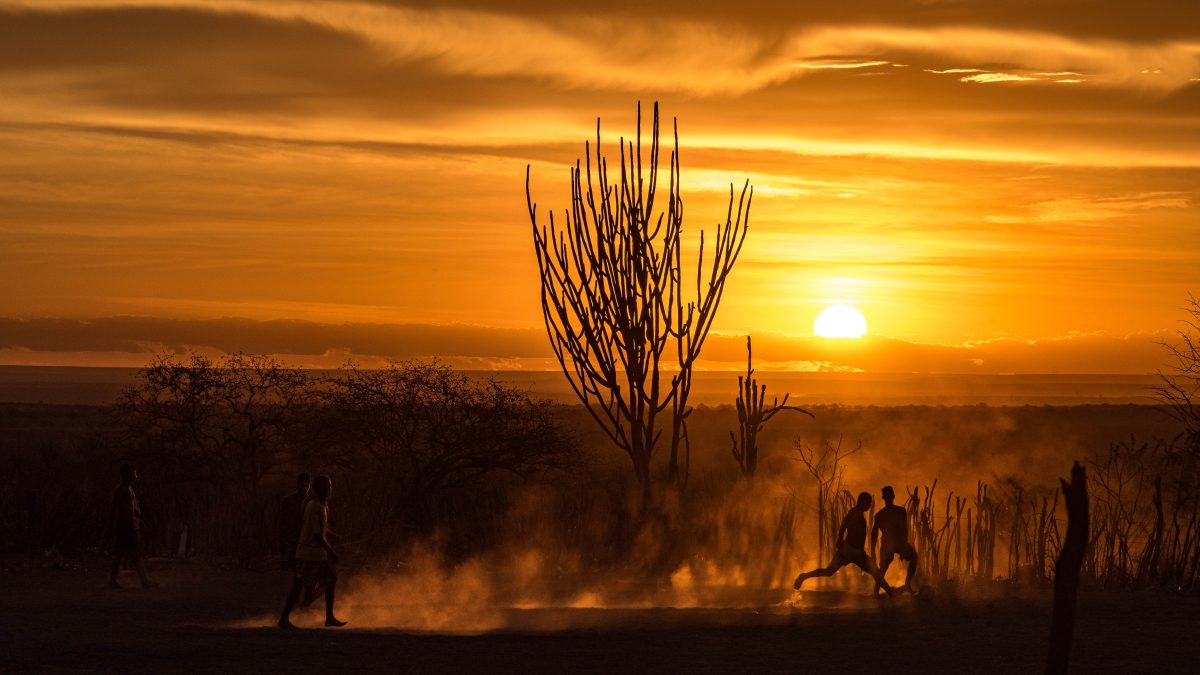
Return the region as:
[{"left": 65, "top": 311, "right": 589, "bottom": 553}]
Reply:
[
  {"left": 796, "top": 436, "right": 859, "bottom": 563},
  {"left": 526, "top": 102, "right": 750, "bottom": 509},
  {"left": 730, "top": 336, "right": 810, "bottom": 476},
  {"left": 117, "top": 352, "right": 310, "bottom": 495},
  {"left": 1153, "top": 293, "right": 1200, "bottom": 457},
  {"left": 115, "top": 352, "right": 312, "bottom": 555},
  {"left": 318, "top": 361, "right": 576, "bottom": 534}
]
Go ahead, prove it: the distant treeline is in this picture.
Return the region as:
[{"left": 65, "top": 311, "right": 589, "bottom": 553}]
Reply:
[{"left": 1, "top": 353, "right": 1196, "bottom": 592}]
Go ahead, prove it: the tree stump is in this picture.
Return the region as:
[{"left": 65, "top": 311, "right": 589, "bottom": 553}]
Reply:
[{"left": 1046, "top": 461, "right": 1088, "bottom": 675}]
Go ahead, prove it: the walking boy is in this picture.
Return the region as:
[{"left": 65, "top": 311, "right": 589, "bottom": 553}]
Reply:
[{"left": 279, "top": 475, "right": 346, "bottom": 629}]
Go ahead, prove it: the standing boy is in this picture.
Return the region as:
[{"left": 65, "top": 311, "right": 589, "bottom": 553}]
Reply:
[{"left": 872, "top": 485, "right": 919, "bottom": 593}]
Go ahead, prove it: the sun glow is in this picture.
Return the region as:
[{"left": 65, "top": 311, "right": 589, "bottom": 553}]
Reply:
[{"left": 814, "top": 304, "right": 868, "bottom": 338}]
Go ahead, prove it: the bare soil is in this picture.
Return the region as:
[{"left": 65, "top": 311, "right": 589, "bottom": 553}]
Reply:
[{"left": 2, "top": 556, "right": 1196, "bottom": 674}]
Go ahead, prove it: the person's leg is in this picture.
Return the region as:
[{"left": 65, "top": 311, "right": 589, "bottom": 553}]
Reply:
[
  {"left": 874, "top": 551, "right": 894, "bottom": 594},
  {"left": 794, "top": 556, "right": 845, "bottom": 589},
  {"left": 322, "top": 565, "right": 345, "bottom": 627},
  {"left": 111, "top": 524, "right": 133, "bottom": 587},
  {"left": 854, "top": 553, "right": 892, "bottom": 595},
  {"left": 301, "top": 580, "right": 322, "bottom": 607},
  {"left": 125, "top": 528, "right": 156, "bottom": 588},
  {"left": 132, "top": 550, "right": 152, "bottom": 588},
  {"left": 279, "top": 578, "right": 305, "bottom": 628},
  {"left": 901, "top": 545, "right": 919, "bottom": 589}
]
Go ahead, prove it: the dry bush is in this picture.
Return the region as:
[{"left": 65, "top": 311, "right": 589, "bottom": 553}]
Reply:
[
  {"left": 878, "top": 436, "right": 1198, "bottom": 591},
  {"left": 312, "top": 361, "right": 577, "bottom": 552},
  {"left": 1154, "top": 293, "right": 1200, "bottom": 457}
]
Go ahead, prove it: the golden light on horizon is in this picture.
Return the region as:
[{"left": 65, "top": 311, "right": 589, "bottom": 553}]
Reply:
[{"left": 814, "top": 304, "right": 868, "bottom": 338}]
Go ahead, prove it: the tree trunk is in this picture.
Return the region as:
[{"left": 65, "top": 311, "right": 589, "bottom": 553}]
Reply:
[
  {"left": 667, "top": 413, "right": 684, "bottom": 483},
  {"left": 1046, "top": 461, "right": 1088, "bottom": 675},
  {"left": 632, "top": 437, "right": 653, "bottom": 516}
]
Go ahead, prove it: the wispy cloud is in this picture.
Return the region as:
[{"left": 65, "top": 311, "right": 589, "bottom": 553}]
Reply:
[
  {"left": 985, "top": 192, "right": 1193, "bottom": 224},
  {"left": 794, "top": 59, "right": 892, "bottom": 70},
  {"left": 14, "top": 2, "right": 1200, "bottom": 95},
  {"left": 961, "top": 73, "right": 1041, "bottom": 83}
]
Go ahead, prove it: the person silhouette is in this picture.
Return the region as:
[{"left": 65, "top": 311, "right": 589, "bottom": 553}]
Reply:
[
  {"left": 278, "top": 472, "right": 311, "bottom": 571},
  {"left": 872, "top": 485, "right": 918, "bottom": 593},
  {"left": 108, "top": 463, "right": 154, "bottom": 588},
  {"left": 279, "top": 475, "right": 346, "bottom": 629},
  {"left": 793, "top": 491, "right": 893, "bottom": 594}
]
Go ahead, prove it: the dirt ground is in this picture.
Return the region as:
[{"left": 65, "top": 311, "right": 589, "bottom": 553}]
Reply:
[{"left": 2, "top": 556, "right": 1197, "bottom": 674}]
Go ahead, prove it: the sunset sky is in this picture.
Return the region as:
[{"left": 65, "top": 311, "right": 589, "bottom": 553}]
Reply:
[{"left": 1, "top": 1, "right": 1198, "bottom": 371}]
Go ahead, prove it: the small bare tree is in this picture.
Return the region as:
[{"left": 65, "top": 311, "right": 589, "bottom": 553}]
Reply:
[
  {"left": 1153, "top": 293, "right": 1200, "bottom": 456},
  {"left": 526, "top": 102, "right": 750, "bottom": 509},
  {"left": 117, "top": 352, "right": 310, "bottom": 494},
  {"left": 115, "top": 352, "right": 312, "bottom": 555},
  {"left": 317, "top": 361, "right": 575, "bottom": 534},
  {"left": 730, "top": 336, "right": 811, "bottom": 476},
  {"left": 796, "top": 436, "right": 859, "bottom": 563}
]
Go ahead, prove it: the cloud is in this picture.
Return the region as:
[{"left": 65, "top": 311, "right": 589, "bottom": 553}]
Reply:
[
  {"left": 985, "top": 192, "right": 1192, "bottom": 224},
  {"left": 0, "top": 317, "right": 547, "bottom": 359},
  {"left": 960, "top": 73, "right": 1042, "bottom": 83},
  {"left": 3, "top": 3, "right": 1200, "bottom": 171},
  {"left": 928, "top": 69, "right": 1087, "bottom": 84},
  {"left": 700, "top": 331, "right": 1170, "bottom": 374},
  {"left": 794, "top": 59, "right": 892, "bottom": 70},
  {"left": 0, "top": 317, "right": 1172, "bottom": 374},
  {"left": 8, "top": 2, "right": 1200, "bottom": 97}
]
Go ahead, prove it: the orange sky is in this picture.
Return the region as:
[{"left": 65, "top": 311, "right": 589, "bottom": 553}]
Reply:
[{"left": 0, "top": 1, "right": 1198, "bottom": 371}]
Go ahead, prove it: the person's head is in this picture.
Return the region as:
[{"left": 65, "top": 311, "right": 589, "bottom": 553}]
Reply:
[
  {"left": 312, "top": 475, "right": 332, "bottom": 502},
  {"left": 856, "top": 491, "right": 873, "bottom": 511},
  {"left": 296, "top": 472, "right": 311, "bottom": 495},
  {"left": 881, "top": 485, "right": 895, "bottom": 505},
  {"left": 119, "top": 463, "right": 137, "bottom": 485}
]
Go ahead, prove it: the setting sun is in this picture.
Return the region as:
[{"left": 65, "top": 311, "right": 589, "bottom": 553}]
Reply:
[{"left": 814, "top": 304, "right": 868, "bottom": 338}]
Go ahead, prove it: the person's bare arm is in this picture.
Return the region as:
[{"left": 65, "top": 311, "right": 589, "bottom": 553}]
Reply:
[
  {"left": 311, "top": 510, "right": 338, "bottom": 563},
  {"left": 313, "top": 532, "right": 338, "bottom": 564}
]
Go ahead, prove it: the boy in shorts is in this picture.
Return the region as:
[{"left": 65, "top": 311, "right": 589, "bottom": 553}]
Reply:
[
  {"left": 872, "top": 485, "right": 918, "bottom": 593},
  {"left": 793, "top": 491, "right": 893, "bottom": 595}
]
